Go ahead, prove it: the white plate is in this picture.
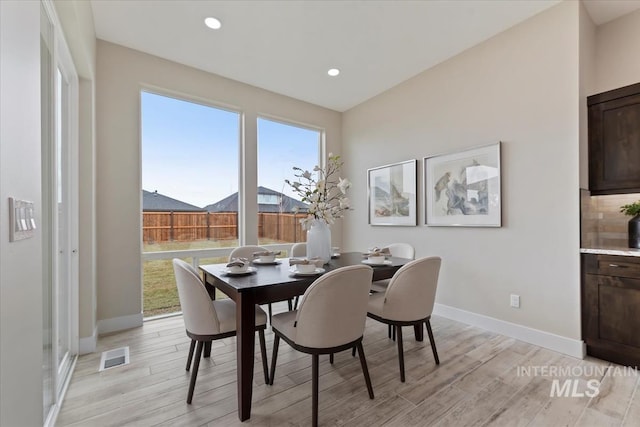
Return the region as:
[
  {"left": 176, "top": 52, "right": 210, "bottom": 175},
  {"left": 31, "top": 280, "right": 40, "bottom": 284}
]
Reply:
[
  {"left": 222, "top": 266, "right": 257, "bottom": 275},
  {"left": 289, "top": 267, "right": 325, "bottom": 276},
  {"left": 252, "top": 259, "right": 281, "bottom": 265},
  {"left": 361, "top": 259, "right": 392, "bottom": 266}
]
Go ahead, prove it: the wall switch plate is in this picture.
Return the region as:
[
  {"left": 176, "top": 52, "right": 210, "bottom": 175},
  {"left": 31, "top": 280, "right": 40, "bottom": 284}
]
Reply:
[
  {"left": 9, "top": 197, "right": 35, "bottom": 242},
  {"left": 510, "top": 294, "right": 520, "bottom": 308}
]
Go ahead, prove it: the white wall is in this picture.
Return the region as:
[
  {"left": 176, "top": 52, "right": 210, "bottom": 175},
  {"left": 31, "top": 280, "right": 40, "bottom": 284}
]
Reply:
[
  {"left": 0, "top": 1, "right": 45, "bottom": 425},
  {"left": 343, "top": 2, "right": 582, "bottom": 346},
  {"left": 95, "top": 41, "right": 342, "bottom": 327},
  {"left": 594, "top": 8, "right": 640, "bottom": 94}
]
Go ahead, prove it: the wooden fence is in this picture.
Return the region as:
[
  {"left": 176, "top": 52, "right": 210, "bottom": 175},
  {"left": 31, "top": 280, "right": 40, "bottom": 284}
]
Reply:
[{"left": 143, "top": 211, "right": 307, "bottom": 243}]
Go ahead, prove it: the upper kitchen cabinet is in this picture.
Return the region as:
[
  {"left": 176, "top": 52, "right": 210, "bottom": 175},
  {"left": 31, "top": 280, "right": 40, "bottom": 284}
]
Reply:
[{"left": 588, "top": 82, "right": 640, "bottom": 195}]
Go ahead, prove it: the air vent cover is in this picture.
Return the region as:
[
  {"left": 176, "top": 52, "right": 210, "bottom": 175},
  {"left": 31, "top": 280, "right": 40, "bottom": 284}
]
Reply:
[{"left": 99, "top": 346, "right": 130, "bottom": 372}]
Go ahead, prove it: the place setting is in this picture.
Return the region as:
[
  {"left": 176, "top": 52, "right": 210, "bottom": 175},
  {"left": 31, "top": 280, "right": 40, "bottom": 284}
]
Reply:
[
  {"left": 251, "top": 250, "right": 282, "bottom": 265},
  {"left": 361, "top": 247, "right": 393, "bottom": 266},
  {"left": 288, "top": 257, "right": 325, "bottom": 276},
  {"left": 221, "top": 258, "right": 257, "bottom": 276}
]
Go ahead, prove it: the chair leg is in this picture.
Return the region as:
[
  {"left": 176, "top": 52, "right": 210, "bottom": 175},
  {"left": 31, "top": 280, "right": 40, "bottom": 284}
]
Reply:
[
  {"left": 187, "top": 341, "right": 204, "bottom": 404},
  {"left": 258, "top": 329, "right": 269, "bottom": 384},
  {"left": 356, "top": 342, "right": 374, "bottom": 399},
  {"left": 352, "top": 346, "right": 356, "bottom": 357},
  {"left": 414, "top": 323, "right": 424, "bottom": 342},
  {"left": 185, "top": 339, "right": 196, "bottom": 371},
  {"left": 269, "top": 334, "right": 280, "bottom": 385},
  {"left": 396, "top": 326, "right": 405, "bottom": 382},
  {"left": 268, "top": 304, "right": 273, "bottom": 323},
  {"left": 203, "top": 341, "right": 211, "bottom": 358},
  {"left": 293, "top": 296, "right": 300, "bottom": 310},
  {"left": 392, "top": 324, "right": 396, "bottom": 341},
  {"left": 329, "top": 353, "right": 334, "bottom": 364},
  {"left": 312, "top": 354, "right": 319, "bottom": 427},
  {"left": 388, "top": 324, "right": 392, "bottom": 339},
  {"left": 426, "top": 319, "right": 440, "bottom": 365}
]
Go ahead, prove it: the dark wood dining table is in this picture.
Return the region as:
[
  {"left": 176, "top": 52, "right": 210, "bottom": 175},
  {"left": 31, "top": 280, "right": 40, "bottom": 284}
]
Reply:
[{"left": 199, "top": 251, "right": 411, "bottom": 421}]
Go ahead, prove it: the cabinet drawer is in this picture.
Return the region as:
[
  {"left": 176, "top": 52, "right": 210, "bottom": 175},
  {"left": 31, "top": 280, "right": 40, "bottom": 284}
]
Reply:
[{"left": 584, "top": 254, "right": 640, "bottom": 278}]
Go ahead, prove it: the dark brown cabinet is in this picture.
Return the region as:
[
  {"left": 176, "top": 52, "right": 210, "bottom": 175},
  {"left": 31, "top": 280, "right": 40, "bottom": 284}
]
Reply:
[
  {"left": 588, "top": 82, "right": 640, "bottom": 195},
  {"left": 582, "top": 253, "right": 640, "bottom": 367}
]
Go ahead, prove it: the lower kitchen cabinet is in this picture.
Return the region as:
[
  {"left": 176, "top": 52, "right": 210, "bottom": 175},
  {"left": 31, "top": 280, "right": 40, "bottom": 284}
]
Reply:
[{"left": 582, "top": 253, "right": 640, "bottom": 367}]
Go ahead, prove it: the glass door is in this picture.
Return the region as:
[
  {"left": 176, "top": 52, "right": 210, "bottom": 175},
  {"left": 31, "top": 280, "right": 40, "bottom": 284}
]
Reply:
[{"left": 41, "top": 1, "right": 79, "bottom": 424}]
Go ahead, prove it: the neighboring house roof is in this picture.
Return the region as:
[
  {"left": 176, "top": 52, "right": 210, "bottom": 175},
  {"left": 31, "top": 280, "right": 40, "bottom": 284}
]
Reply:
[
  {"left": 204, "top": 186, "right": 308, "bottom": 213},
  {"left": 142, "top": 190, "right": 205, "bottom": 212}
]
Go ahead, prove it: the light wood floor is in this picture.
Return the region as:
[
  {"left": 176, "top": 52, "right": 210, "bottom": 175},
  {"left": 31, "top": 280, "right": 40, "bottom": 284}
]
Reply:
[{"left": 57, "top": 303, "right": 640, "bottom": 426}]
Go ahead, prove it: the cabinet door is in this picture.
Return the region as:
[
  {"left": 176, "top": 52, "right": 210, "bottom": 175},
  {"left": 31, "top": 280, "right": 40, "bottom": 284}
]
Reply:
[
  {"left": 584, "top": 273, "right": 640, "bottom": 365},
  {"left": 588, "top": 87, "right": 640, "bottom": 195}
]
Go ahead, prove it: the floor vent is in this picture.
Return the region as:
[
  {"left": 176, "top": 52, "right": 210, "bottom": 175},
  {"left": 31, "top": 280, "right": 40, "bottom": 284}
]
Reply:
[{"left": 99, "top": 346, "right": 130, "bottom": 372}]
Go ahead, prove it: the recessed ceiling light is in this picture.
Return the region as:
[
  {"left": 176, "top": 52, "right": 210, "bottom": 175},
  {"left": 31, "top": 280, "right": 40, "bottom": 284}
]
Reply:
[
  {"left": 204, "top": 17, "right": 222, "bottom": 30},
  {"left": 327, "top": 68, "right": 340, "bottom": 77}
]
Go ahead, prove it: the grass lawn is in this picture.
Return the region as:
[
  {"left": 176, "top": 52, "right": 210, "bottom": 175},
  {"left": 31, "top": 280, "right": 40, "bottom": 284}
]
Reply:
[{"left": 143, "top": 238, "right": 288, "bottom": 317}]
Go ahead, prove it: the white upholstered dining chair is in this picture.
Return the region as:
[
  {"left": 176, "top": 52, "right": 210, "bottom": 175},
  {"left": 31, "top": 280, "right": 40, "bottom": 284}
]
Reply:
[
  {"left": 172, "top": 258, "right": 269, "bottom": 403},
  {"left": 268, "top": 265, "right": 375, "bottom": 427},
  {"left": 367, "top": 256, "right": 441, "bottom": 382},
  {"left": 369, "top": 243, "right": 416, "bottom": 339},
  {"left": 290, "top": 242, "right": 307, "bottom": 257}
]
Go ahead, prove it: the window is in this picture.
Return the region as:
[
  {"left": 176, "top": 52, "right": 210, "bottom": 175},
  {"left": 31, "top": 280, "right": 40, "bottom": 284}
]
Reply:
[
  {"left": 257, "top": 118, "right": 321, "bottom": 245},
  {"left": 141, "top": 92, "right": 240, "bottom": 316},
  {"left": 141, "top": 92, "right": 240, "bottom": 251},
  {"left": 258, "top": 193, "right": 280, "bottom": 205}
]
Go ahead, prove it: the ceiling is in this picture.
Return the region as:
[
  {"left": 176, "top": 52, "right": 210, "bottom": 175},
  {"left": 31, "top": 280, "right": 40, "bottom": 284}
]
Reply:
[{"left": 91, "top": 0, "right": 640, "bottom": 112}]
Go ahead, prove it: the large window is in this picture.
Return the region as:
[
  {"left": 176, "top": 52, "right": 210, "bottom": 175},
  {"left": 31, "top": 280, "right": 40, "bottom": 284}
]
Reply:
[
  {"left": 141, "top": 92, "right": 240, "bottom": 316},
  {"left": 140, "top": 98, "right": 323, "bottom": 317},
  {"left": 257, "top": 118, "right": 321, "bottom": 245},
  {"left": 141, "top": 92, "right": 240, "bottom": 251}
]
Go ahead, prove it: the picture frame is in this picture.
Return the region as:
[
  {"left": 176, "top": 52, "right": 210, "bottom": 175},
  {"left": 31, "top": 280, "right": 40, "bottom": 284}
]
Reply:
[
  {"left": 367, "top": 159, "right": 417, "bottom": 226},
  {"left": 424, "top": 142, "right": 501, "bottom": 227}
]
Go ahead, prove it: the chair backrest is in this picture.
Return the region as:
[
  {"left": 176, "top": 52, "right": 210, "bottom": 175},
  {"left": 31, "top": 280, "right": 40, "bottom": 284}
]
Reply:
[
  {"left": 229, "top": 245, "right": 267, "bottom": 261},
  {"left": 294, "top": 265, "right": 373, "bottom": 348},
  {"left": 382, "top": 257, "right": 441, "bottom": 321},
  {"left": 173, "top": 259, "right": 221, "bottom": 335},
  {"left": 384, "top": 243, "right": 415, "bottom": 260},
  {"left": 291, "top": 242, "right": 307, "bottom": 257}
]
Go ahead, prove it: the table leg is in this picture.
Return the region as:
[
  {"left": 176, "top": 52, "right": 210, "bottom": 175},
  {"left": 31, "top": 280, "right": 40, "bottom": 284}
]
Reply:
[{"left": 236, "top": 292, "right": 256, "bottom": 421}]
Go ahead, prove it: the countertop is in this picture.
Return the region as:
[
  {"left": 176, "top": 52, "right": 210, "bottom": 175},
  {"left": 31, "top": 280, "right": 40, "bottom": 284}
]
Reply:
[{"left": 580, "top": 247, "right": 640, "bottom": 257}]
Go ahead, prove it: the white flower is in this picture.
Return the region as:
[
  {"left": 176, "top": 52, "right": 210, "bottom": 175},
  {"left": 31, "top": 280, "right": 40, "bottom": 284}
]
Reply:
[
  {"left": 338, "top": 177, "right": 351, "bottom": 194},
  {"left": 285, "top": 154, "right": 351, "bottom": 230}
]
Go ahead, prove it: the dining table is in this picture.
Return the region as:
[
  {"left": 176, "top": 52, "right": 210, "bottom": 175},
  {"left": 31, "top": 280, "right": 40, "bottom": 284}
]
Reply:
[{"left": 199, "top": 251, "right": 412, "bottom": 422}]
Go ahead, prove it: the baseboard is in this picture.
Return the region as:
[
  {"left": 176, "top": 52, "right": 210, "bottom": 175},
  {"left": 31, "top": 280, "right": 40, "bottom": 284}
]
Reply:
[
  {"left": 433, "top": 303, "right": 585, "bottom": 359},
  {"left": 97, "top": 313, "right": 143, "bottom": 335},
  {"left": 78, "top": 326, "right": 98, "bottom": 354}
]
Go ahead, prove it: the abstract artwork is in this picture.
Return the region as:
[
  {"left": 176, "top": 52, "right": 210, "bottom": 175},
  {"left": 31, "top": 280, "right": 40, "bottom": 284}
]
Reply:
[
  {"left": 368, "top": 159, "right": 417, "bottom": 226},
  {"left": 424, "top": 142, "right": 501, "bottom": 227}
]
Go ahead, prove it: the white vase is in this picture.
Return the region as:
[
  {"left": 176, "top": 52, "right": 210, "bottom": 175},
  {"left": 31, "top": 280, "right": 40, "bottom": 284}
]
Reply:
[{"left": 306, "top": 219, "right": 331, "bottom": 264}]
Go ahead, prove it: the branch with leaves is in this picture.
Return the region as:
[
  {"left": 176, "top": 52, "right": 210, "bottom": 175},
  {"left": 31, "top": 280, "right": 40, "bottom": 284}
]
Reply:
[{"left": 285, "top": 153, "right": 351, "bottom": 230}]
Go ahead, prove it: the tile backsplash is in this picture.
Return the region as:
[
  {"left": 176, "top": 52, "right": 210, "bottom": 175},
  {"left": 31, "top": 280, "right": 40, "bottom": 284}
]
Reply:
[{"left": 581, "top": 190, "right": 640, "bottom": 248}]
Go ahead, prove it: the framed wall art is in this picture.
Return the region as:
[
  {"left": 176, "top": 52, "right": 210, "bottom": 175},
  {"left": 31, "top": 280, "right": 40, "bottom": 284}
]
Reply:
[
  {"left": 367, "top": 159, "right": 417, "bottom": 226},
  {"left": 424, "top": 142, "right": 501, "bottom": 227}
]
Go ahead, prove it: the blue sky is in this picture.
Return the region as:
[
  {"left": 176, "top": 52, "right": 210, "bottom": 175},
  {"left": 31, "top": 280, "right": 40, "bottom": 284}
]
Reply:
[{"left": 141, "top": 92, "right": 319, "bottom": 208}]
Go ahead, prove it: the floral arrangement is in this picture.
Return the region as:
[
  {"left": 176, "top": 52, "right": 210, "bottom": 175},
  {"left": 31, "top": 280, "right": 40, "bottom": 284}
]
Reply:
[{"left": 285, "top": 153, "right": 351, "bottom": 230}]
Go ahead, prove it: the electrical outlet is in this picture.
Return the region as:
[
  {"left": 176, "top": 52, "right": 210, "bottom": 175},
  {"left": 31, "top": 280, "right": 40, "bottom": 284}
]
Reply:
[{"left": 510, "top": 294, "right": 520, "bottom": 308}]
